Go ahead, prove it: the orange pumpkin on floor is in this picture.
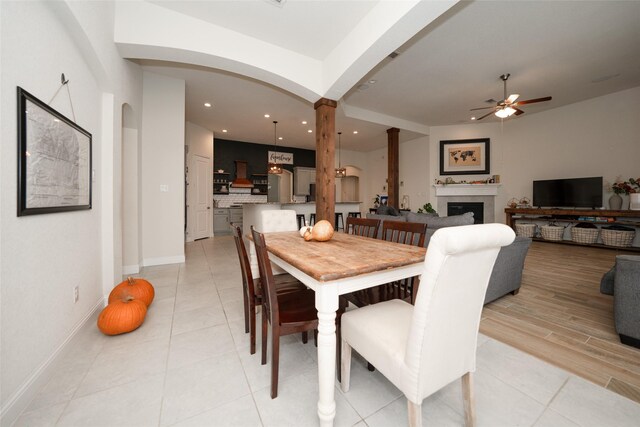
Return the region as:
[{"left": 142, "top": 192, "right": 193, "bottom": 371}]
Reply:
[
  {"left": 97, "top": 295, "right": 147, "bottom": 336},
  {"left": 108, "top": 277, "right": 155, "bottom": 306}
]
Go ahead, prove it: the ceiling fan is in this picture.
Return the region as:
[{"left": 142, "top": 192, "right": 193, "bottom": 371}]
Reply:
[{"left": 471, "top": 74, "right": 552, "bottom": 120}]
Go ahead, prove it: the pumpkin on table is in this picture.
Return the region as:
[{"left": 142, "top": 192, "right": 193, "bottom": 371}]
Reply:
[
  {"left": 97, "top": 295, "right": 147, "bottom": 336},
  {"left": 108, "top": 277, "right": 154, "bottom": 307}
]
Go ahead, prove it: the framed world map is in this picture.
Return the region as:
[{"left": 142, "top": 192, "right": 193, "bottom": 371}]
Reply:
[{"left": 439, "top": 138, "right": 490, "bottom": 176}]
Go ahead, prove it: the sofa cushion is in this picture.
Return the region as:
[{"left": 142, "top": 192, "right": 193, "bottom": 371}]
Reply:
[
  {"left": 407, "top": 211, "right": 474, "bottom": 229},
  {"left": 376, "top": 205, "right": 401, "bottom": 216},
  {"left": 407, "top": 212, "right": 475, "bottom": 247}
]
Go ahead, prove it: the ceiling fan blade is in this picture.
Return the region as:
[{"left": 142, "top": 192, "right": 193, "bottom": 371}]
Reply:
[
  {"left": 514, "top": 107, "right": 525, "bottom": 115},
  {"left": 514, "top": 96, "right": 552, "bottom": 106},
  {"left": 470, "top": 106, "right": 495, "bottom": 111},
  {"left": 506, "top": 94, "right": 520, "bottom": 104},
  {"left": 476, "top": 110, "right": 496, "bottom": 120}
]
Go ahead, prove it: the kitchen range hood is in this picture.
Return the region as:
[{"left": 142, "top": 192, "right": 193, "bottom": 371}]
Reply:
[{"left": 231, "top": 160, "right": 253, "bottom": 188}]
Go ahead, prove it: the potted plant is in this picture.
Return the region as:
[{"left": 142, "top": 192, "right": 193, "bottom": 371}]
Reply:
[
  {"left": 417, "top": 203, "right": 437, "bottom": 215},
  {"left": 610, "top": 178, "right": 639, "bottom": 210}
]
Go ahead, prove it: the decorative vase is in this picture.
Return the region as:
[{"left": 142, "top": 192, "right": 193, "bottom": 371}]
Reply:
[
  {"left": 609, "top": 193, "right": 623, "bottom": 210},
  {"left": 630, "top": 193, "right": 640, "bottom": 211}
]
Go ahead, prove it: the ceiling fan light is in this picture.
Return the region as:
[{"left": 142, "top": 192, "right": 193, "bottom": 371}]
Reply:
[{"left": 495, "top": 106, "right": 516, "bottom": 118}]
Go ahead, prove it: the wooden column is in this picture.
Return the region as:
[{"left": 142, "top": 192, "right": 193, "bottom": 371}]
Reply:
[
  {"left": 314, "top": 98, "right": 337, "bottom": 227},
  {"left": 387, "top": 127, "right": 400, "bottom": 209}
]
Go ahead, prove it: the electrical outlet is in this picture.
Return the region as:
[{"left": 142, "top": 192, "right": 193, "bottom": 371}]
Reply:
[{"left": 73, "top": 286, "right": 79, "bottom": 303}]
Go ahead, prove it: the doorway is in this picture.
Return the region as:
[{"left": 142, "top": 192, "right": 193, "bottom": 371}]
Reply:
[{"left": 189, "top": 154, "right": 212, "bottom": 240}]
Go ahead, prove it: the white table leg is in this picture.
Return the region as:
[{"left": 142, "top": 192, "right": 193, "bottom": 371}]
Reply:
[{"left": 315, "top": 283, "right": 339, "bottom": 427}]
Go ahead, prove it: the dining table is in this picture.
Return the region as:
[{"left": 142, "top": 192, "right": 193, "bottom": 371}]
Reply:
[{"left": 259, "top": 231, "right": 426, "bottom": 427}]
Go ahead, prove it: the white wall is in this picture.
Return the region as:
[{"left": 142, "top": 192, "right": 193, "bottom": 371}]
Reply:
[
  {"left": 428, "top": 86, "right": 640, "bottom": 217},
  {"left": 140, "top": 71, "right": 186, "bottom": 265},
  {"left": 185, "top": 121, "right": 213, "bottom": 242},
  {"left": 122, "top": 124, "right": 140, "bottom": 273},
  {"left": 0, "top": 1, "right": 142, "bottom": 424},
  {"left": 360, "top": 87, "right": 640, "bottom": 219}
]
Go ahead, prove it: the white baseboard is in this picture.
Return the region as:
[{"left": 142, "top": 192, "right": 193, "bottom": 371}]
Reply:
[
  {"left": 142, "top": 255, "right": 185, "bottom": 267},
  {"left": 0, "top": 298, "right": 105, "bottom": 427},
  {"left": 122, "top": 264, "right": 140, "bottom": 275}
]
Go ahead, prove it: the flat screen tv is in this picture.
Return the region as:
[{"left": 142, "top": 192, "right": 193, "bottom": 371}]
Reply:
[{"left": 533, "top": 177, "right": 603, "bottom": 208}]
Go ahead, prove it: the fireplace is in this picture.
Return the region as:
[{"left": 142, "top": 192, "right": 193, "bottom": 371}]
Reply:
[
  {"left": 434, "top": 184, "right": 499, "bottom": 223},
  {"left": 448, "top": 202, "right": 484, "bottom": 224}
]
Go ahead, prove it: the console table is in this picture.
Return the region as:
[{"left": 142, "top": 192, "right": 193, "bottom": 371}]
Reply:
[{"left": 504, "top": 208, "right": 640, "bottom": 251}]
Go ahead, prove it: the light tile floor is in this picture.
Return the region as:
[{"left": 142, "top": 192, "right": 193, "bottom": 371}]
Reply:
[{"left": 15, "top": 237, "right": 640, "bottom": 427}]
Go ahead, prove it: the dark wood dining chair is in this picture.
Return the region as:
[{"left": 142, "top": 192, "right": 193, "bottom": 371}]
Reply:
[
  {"left": 345, "top": 217, "right": 380, "bottom": 238},
  {"left": 251, "top": 226, "right": 346, "bottom": 398},
  {"left": 380, "top": 220, "right": 427, "bottom": 303},
  {"left": 232, "top": 226, "right": 305, "bottom": 355}
]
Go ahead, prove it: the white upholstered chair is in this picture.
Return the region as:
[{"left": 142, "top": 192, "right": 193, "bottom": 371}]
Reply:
[
  {"left": 249, "top": 209, "right": 299, "bottom": 278},
  {"left": 340, "top": 224, "right": 516, "bottom": 427}
]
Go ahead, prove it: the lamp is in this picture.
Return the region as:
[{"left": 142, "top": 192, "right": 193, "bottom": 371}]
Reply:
[
  {"left": 335, "top": 131, "right": 346, "bottom": 178},
  {"left": 268, "top": 120, "right": 282, "bottom": 174},
  {"left": 495, "top": 106, "right": 516, "bottom": 119}
]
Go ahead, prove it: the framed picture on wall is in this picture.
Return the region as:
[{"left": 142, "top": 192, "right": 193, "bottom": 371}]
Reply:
[
  {"left": 439, "top": 138, "right": 490, "bottom": 175},
  {"left": 17, "top": 87, "right": 92, "bottom": 216}
]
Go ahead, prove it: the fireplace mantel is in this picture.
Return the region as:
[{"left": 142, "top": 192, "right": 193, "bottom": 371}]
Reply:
[{"left": 433, "top": 184, "right": 500, "bottom": 197}]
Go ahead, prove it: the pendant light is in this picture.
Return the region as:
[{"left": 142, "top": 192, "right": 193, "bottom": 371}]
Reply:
[
  {"left": 268, "top": 120, "right": 283, "bottom": 174},
  {"left": 335, "top": 131, "right": 346, "bottom": 178}
]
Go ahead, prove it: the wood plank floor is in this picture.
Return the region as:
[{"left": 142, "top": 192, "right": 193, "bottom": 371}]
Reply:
[{"left": 480, "top": 241, "right": 640, "bottom": 404}]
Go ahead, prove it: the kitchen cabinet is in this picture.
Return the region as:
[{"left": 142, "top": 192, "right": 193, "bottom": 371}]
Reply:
[
  {"left": 294, "top": 167, "right": 315, "bottom": 196},
  {"left": 213, "top": 208, "right": 230, "bottom": 235},
  {"left": 229, "top": 207, "right": 243, "bottom": 233}
]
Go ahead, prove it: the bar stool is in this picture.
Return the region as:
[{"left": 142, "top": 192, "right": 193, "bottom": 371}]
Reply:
[
  {"left": 309, "top": 213, "right": 316, "bottom": 225},
  {"left": 296, "top": 214, "right": 306, "bottom": 229},
  {"left": 335, "top": 213, "right": 344, "bottom": 231},
  {"left": 348, "top": 212, "right": 361, "bottom": 218}
]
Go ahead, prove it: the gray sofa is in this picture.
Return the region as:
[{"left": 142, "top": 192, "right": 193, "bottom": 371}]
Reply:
[
  {"left": 600, "top": 255, "right": 640, "bottom": 348},
  {"left": 366, "top": 211, "right": 531, "bottom": 303},
  {"left": 484, "top": 236, "right": 532, "bottom": 304},
  {"left": 366, "top": 211, "right": 474, "bottom": 247}
]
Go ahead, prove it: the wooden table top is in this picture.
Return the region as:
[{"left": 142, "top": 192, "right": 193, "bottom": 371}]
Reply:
[{"left": 260, "top": 231, "right": 426, "bottom": 282}]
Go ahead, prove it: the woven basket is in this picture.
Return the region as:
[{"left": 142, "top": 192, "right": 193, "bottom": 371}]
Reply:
[
  {"left": 515, "top": 223, "right": 536, "bottom": 238},
  {"left": 601, "top": 229, "right": 635, "bottom": 247},
  {"left": 571, "top": 227, "right": 600, "bottom": 245},
  {"left": 541, "top": 225, "right": 564, "bottom": 241}
]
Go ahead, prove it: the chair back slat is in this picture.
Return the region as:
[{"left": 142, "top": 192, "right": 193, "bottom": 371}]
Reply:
[
  {"left": 346, "top": 217, "right": 380, "bottom": 238},
  {"left": 251, "top": 226, "right": 279, "bottom": 326},
  {"left": 382, "top": 220, "right": 427, "bottom": 247}
]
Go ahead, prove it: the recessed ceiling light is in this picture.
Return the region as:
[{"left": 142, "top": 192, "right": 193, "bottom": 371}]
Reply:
[
  {"left": 278, "top": 137, "right": 283, "bottom": 140},
  {"left": 301, "top": 120, "right": 307, "bottom": 125},
  {"left": 204, "top": 102, "right": 211, "bottom": 107},
  {"left": 471, "top": 117, "right": 476, "bottom": 121},
  {"left": 368, "top": 79, "right": 377, "bottom": 84},
  {"left": 307, "top": 129, "right": 313, "bottom": 133},
  {"left": 353, "top": 131, "right": 358, "bottom": 134},
  {"left": 264, "top": 114, "right": 270, "bottom": 118},
  {"left": 222, "top": 129, "right": 228, "bottom": 133}
]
